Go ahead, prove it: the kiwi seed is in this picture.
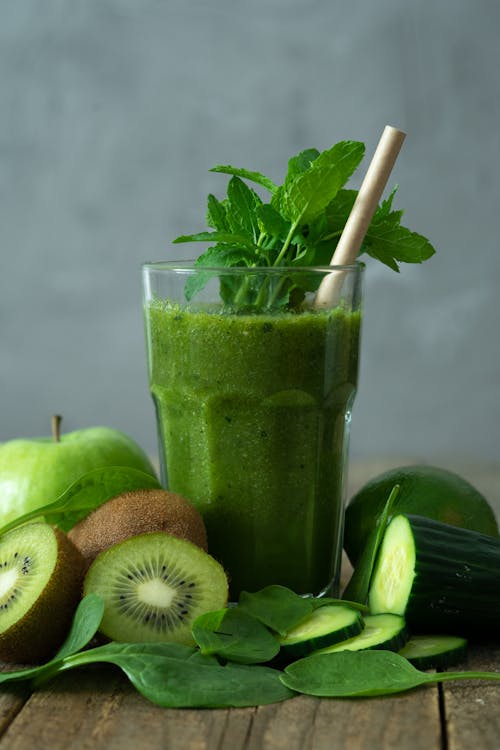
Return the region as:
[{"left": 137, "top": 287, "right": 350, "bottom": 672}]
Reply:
[
  {"left": 0, "top": 523, "right": 85, "bottom": 664},
  {"left": 68, "top": 489, "right": 208, "bottom": 569},
  {"left": 83, "top": 531, "right": 228, "bottom": 645}
]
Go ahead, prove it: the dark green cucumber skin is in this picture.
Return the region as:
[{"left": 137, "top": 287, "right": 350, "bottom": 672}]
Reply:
[
  {"left": 280, "top": 612, "right": 364, "bottom": 659},
  {"left": 401, "top": 642, "right": 468, "bottom": 670},
  {"left": 400, "top": 514, "right": 500, "bottom": 635}
]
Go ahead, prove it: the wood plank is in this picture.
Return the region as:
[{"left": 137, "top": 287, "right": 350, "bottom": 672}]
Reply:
[
  {"left": 442, "top": 643, "right": 500, "bottom": 750},
  {"left": 244, "top": 691, "right": 442, "bottom": 750},
  {"left": 0, "top": 665, "right": 443, "bottom": 750},
  {"left": 0, "top": 684, "right": 29, "bottom": 737}
]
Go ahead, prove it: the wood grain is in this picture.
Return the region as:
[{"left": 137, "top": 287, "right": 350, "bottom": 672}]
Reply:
[
  {"left": 441, "top": 643, "right": 500, "bottom": 750},
  {"left": 0, "top": 665, "right": 443, "bottom": 750}
]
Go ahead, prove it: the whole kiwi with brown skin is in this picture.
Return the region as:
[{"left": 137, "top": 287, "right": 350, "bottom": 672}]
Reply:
[{"left": 68, "top": 489, "right": 208, "bottom": 569}]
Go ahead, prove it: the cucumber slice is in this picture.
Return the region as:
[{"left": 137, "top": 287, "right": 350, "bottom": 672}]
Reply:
[
  {"left": 369, "top": 513, "right": 500, "bottom": 634},
  {"left": 312, "top": 613, "right": 408, "bottom": 655},
  {"left": 399, "top": 635, "right": 468, "bottom": 669},
  {"left": 278, "top": 604, "right": 364, "bottom": 658}
]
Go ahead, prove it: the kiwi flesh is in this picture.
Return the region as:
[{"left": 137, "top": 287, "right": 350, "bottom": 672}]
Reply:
[
  {"left": 83, "top": 532, "right": 228, "bottom": 645},
  {"left": 68, "top": 489, "right": 208, "bottom": 569},
  {"left": 0, "top": 523, "right": 85, "bottom": 664}
]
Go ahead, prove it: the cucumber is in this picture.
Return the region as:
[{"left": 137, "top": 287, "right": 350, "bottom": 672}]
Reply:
[
  {"left": 312, "top": 613, "right": 408, "bottom": 654},
  {"left": 278, "top": 604, "right": 364, "bottom": 658},
  {"left": 398, "top": 635, "right": 468, "bottom": 669},
  {"left": 369, "top": 513, "right": 500, "bottom": 634}
]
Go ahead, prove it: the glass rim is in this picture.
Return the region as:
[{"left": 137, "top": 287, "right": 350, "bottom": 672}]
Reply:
[{"left": 142, "top": 259, "right": 364, "bottom": 274}]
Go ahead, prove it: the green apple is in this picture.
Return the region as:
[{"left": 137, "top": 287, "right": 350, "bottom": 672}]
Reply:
[{"left": 0, "top": 417, "right": 158, "bottom": 528}]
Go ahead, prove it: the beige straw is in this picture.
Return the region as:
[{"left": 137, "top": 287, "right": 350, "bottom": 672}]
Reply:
[{"left": 314, "top": 125, "right": 406, "bottom": 308}]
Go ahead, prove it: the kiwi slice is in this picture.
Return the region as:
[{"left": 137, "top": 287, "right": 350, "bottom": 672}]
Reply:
[
  {"left": 68, "top": 489, "right": 208, "bottom": 569},
  {"left": 83, "top": 532, "right": 228, "bottom": 645},
  {"left": 0, "top": 523, "right": 84, "bottom": 664}
]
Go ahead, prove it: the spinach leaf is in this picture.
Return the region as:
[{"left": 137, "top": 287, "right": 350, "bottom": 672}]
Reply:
[
  {"left": 48, "top": 642, "right": 295, "bottom": 708},
  {"left": 192, "top": 607, "right": 280, "bottom": 664},
  {"left": 238, "top": 585, "right": 314, "bottom": 635},
  {"left": 50, "top": 593, "right": 104, "bottom": 661},
  {"left": 0, "top": 466, "right": 161, "bottom": 536},
  {"left": 0, "top": 594, "right": 104, "bottom": 686},
  {"left": 281, "top": 650, "right": 500, "bottom": 697}
]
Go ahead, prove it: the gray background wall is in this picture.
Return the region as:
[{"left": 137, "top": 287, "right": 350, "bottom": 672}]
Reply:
[{"left": 1, "top": 0, "right": 499, "bottom": 467}]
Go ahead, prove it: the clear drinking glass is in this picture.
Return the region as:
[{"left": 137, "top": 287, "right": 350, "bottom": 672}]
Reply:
[{"left": 142, "top": 261, "right": 363, "bottom": 599}]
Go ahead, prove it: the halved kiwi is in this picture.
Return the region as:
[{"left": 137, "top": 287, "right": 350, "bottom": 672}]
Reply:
[
  {"left": 0, "top": 523, "right": 85, "bottom": 664},
  {"left": 83, "top": 532, "right": 228, "bottom": 645},
  {"left": 68, "top": 489, "right": 208, "bottom": 569}
]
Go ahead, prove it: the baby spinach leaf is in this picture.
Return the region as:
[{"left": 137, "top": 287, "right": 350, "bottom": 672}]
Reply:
[
  {"left": 280, "top": 650, "right": 500, "bottom": 697},
  {"left": 0, "top": 594, "right": 104, "bottom": 686},
  {"left": 49, "top": 642, "right": 295, "bottom": 708},
  {"left": 238, "top": 585, "right": 314, "bottom": 635},
  {"left": 50, "top": 594, "right": 104, "bottom": 661},
  {"left": 281, "top": 650, "right": 428, "bottom": 696},
  {"left": 192, "top": 607, "right": 280, "bottom": 664},
  {"left": 0, "top": 467, "right": 161, "bottom": 536}
]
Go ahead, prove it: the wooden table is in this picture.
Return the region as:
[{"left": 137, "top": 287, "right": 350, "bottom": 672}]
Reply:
[{"left": 1, "top": 459, "right": 499, "bottom": 750}]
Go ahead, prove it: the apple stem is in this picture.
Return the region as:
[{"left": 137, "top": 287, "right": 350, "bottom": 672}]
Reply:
[{"left": 52, "top": 414, "right": 63, "bottom": 443}]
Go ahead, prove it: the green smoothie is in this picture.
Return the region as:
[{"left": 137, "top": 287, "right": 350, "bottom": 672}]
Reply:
[{"left": 145, "top": 300, "right": 361, "bottom": 599}]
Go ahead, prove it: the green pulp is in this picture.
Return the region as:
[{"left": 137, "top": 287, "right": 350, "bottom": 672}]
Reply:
[{"left": 146, "top": 302, "right": 361, "bottom": 598}]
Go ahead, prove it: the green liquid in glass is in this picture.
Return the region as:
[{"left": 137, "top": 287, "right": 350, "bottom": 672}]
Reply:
[{"left": 146, "top": 302, "right": 360, "bottom": 599}]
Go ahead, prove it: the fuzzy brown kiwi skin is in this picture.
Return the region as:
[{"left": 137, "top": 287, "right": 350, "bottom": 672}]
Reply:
[
  {"left": 0, "top": 527, "right": 85, "bottom": 665},
  {"left": 68, "top": 489, "right": 208, "bottom": 569}
]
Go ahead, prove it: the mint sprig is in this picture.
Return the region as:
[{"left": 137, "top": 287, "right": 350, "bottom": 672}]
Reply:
[{"left": 174, "top": 140, "right": 435, "bottom": 310}]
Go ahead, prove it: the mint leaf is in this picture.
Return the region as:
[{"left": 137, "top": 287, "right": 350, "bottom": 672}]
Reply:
[
  {"left": 174, "top": 230, "right": 259, "bottom": 248},
  {"left": 365, "top": 223, "right": 435, "bottom": 271},
  {"left": 256, "top": 204, "right": 290, "bottom": 243},
  {"left": 285, "top": 148, "right": 320, "bottom": 180},
  {"left": 173, "top": 139, "right": 436, "bottom": 309},
  {"left": 206, "top": 194, "right": 230, "bottom": 231},
  {"left": 282, "top": 165, "right": 345, "bottom": 224},
  {"left": 226, "top": 176, "right": 262, "bottom": 243},
  {"left": 210, "top": 165, "right": 277, "bottom": 194},
  {"left": 184, "top": 244, "right": 259, "bottom": 301},
  {"left": 312, "top": 140, "right": 365, "bottom": 185}
]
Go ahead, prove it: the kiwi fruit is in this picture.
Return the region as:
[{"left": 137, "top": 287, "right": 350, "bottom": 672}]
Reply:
[
  {"left": 68, "top": 489, "right": 208, "bottom": 569},
  {"left": 0, "top": 522, "right": 85, "bottom": 664},
  {"left": 83, "top": 532, "right": 228, "bottom": 645}
]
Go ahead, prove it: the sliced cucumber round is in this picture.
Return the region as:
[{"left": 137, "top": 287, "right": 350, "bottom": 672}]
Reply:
[
  {"left": 312, "top": 613, "right": 408, "bottom": 655},
  {"left": 278, "top": 604, "right": 364, "bottom": 658},
  {"left": 399, "top": 635, "right": 468, "bottom": 669}
]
